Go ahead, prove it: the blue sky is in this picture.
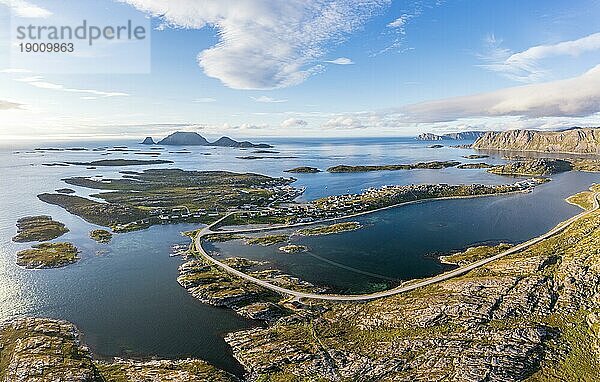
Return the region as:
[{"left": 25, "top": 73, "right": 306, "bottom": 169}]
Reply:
[{"left": 0, "top": 0, "right": 599, "bottom": 140}]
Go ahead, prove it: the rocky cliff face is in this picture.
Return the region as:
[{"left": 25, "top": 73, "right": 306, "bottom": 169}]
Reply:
[{"left": 473, "top": 128, "right": 600, "bottom": 154}]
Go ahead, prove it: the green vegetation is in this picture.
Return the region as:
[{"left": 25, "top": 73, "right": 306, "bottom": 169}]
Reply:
[
  {"left": 16, "top": 242, "right": 79, "bottom": 268},
  {"left": 489, "top": 158, "right": 573, "bottom": 176},
  {"left": 38, "top": 193, "right": 149, "bottom": 228},
  {"left": 96, "top": 359, "right": 236, "bottom": 382},
  {"left": 39, "top": 169, "right": 297, "bottom": 231},
  {"left": 204, "top": 233, "right": 245, "bottom": 242},
  {"left": 566, "top": 184, "right": 600, "bottom": 210},
  {"left": 439, "top": 243, "right": 512, "bottom": 266},
  {"left": 284, "top": 167, "right": 322, "bottom": 173},
  {"left": 90, "top": 229, "right": 113, "bottom": 244},
  {"left": 457, "top": 162, "right": 494, "bottom": 169},
  {"left": 12, "top": 215, "right": 69, "bottom": 243},
  {"left": 247, "top": 234, "right": 290, "bottom": 246},
  {"left": 66, "top": 159, "right": 173, "bottom": 166},
  {"left": 571, "top": 159, "right": 600, "bottom": 172},
  {"left": 327, "top": 160, "right": 460, "bottom": 173},
  {"left": 298, "top": 222, "right": 361, "bottom": 236}
]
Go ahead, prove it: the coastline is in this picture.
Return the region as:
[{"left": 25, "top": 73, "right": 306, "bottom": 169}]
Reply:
[{"left": 194, "top": 185, "right": 585, "bottom": 302}]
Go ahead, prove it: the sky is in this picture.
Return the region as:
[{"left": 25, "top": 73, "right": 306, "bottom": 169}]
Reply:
[{"left": 0, "top": 0, "right": 600, "bottom": 140}]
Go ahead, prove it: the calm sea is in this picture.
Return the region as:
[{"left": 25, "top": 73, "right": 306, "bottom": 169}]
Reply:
[{"left": 0, "top": 137, "right": 597, "bottom": 375}]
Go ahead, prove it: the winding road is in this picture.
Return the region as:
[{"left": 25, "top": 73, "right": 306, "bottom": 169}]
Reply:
[{"left": 194, "top": 191, "right": 599, "bottom": 302}]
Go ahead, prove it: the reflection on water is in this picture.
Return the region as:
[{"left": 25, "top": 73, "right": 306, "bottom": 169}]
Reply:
[{"left": 0, "top": 137, "right": 599, "bottom": 375}]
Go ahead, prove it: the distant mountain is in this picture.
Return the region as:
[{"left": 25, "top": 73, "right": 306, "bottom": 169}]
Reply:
[
  {"left": 473, "top": 128, "right": 600, "bottom": 154},
  {"left": 416, "top": 131, "right": 487, "bottom": 141},
  {"left": 157, "top": 131, "right": 272, "bottom": 148},
  {"left": 140, "top": 137, "right": 156, "bottom": 145},
  {"left": 158, "top": 132, "right": 210, "bottom": 146}
]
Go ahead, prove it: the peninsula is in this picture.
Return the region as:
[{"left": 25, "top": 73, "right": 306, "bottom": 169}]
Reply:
[{"left": 417, "top": 131, "right": 486, "bottom": 141}]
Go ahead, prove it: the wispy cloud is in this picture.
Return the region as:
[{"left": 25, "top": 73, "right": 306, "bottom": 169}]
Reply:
[
  {"left": 252, "top": 95, "right": 288, "bottom": 103},
  {"left": 0, "top": 0, "right": 52, "bottom": 18},
  {"left": 193, "top": 97, "right": 217, "bottom": 103},
  {"left": 122, "top": 0, "right": 390, "bottom": 89},
  {"left": 324, "top": 57, "right": 354, "bottom": 65},
  {"left": 0, "top": 100, "right": 22, "bottom": 110},
  {"left": 281, "top": 118, "right": 308, "bottom": 128},
  {"left": 479, "top": 32, "right": 600, "bottom": 82},
  {"left": 15, "top": 76, "right": 129, "bottom": 98}
]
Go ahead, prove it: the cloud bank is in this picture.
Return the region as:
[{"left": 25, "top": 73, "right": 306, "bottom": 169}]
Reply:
[
  {"left": 402, "top": 64, "right": 600, "bottom": 122},
  {"left": 122, "top": 0, "right": 390, "bottom": 89}
]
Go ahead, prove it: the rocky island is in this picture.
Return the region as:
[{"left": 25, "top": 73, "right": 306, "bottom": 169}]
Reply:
[
  {"left": 89, "top": 229, "right": 113, "bottom": 244},
  {"left": 156, "top": 131, "right": 272, "bottom": 148},
  {"left": 327, "top": 160, "right": 460, "bottom": 173},
  {"left": 12, "top": 216, "right": 69, "bottom": 243},
  {"left": 16, "top": 242, "right": 79, "bottom": 268},
  {"left": 284, "top": 166, "right": 322, "bottom": 173}
]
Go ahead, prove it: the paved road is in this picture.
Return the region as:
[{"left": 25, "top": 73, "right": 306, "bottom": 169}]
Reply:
[{"left": 194, "top": 192, "right": 599, "bottom": 302}]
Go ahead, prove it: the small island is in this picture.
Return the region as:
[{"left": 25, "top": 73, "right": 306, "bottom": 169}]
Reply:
[
  {"left": 457, "top": 163, "right": 494, "bottom": 169},
  {"left": 90, "top": 229, "right": 113, "bottom": 244},
  {"left": 66, "top": 159, "right": 173, "bottom": 167},
  {"left": 298, "top": 222, "right": 362, "bottom": 236},
  {"left": 428, "top": 144, "right": 444, "bottom": 149},
  {"left": 327, "top": 161, "right": 460, "bottom": 173},
  {"left": 140, "top": 136, "right": 156, "bottom": 144},
  {"left": 55, "top": 188, "right": 76, "bottom": 194},
  {"left": 284, "top": 166, "right": 322, "bottom": 173},
  {"left": 16, "top": 242, "right": 79, "bottom": 269},
  {"left": 246, "top": 234, "right": 289, "bottom": 246},
  {"left": 279, "top": 244, "right": 308, "bottom": 254},
  {"left": 462, "top": 154, "right": 489, "bottom": 159},
  {"left": 12, "top": 216, "right": 69, "bottom": 243}
]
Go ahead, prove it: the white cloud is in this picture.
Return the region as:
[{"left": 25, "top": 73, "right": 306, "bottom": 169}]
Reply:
[
  {"left": 0, "top": 0, "right": 52, "bottom": 18},
  {"left": 401, "top": 64, "right": 600, "bottom": 122},
  {"left": 121, "top": 0, "right": 390, "bottom": 89},
  {"left": 252, "top": 95, "right": 288, "bottom": 103},
  {"left": 193, "top": 97, "right": 217, "bottom": 103},
  {"left": 0, "top": 100, "right": 22, "bottom": 110},
  {"left": 324, "top": 57, "right": 354, "bottom": 65},
  {"left": 322, "top": 115, "right": 368, "bottom": 129},
  {"left": 16, "top": 76, "right": 129, "bottom": 97},
  {"left": 281, "top": 118, "right": 308, "bottom": 128},
  {"left": 387, "top": 14, "right": 412, "bottom": 31},
  {"left": 479, "top": 32, "right": 600, "bottom": 82}
]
